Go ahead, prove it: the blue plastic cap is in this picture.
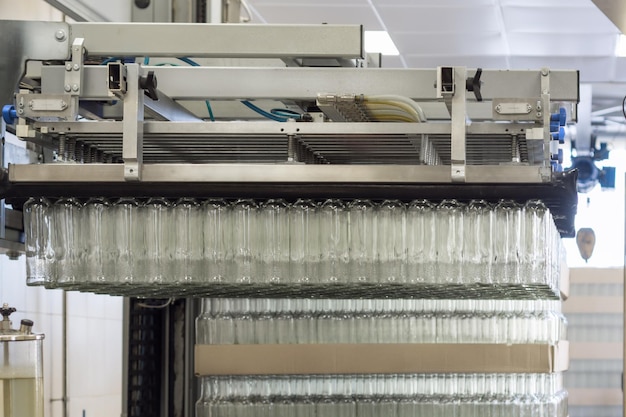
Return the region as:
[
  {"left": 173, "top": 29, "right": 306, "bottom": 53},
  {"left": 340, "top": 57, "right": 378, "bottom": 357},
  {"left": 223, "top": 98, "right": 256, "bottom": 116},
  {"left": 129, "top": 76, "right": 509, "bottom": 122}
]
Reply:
[
  {"left": 550, "top": 107, "right": 567, "bottom": 126},
  {"left": 550, "top": 120, "right": 560, "bottom": 133},
  {"left": 550, "top": 161, "right": 563, "bottom": 172},
  {"left": 551, "top": 127, "right": 565, "bottom": 144},
  {"left": 2, "top": 105, "right": 16, "bottom": 125},
  {"left": 559, "top": 107, "right": 567, "bottom": 126}
]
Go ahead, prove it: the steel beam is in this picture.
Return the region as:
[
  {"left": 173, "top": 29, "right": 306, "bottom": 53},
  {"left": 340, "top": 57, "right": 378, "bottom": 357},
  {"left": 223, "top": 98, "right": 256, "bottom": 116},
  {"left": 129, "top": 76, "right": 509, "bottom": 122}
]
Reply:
[
  {"left": 122, "top": 64, "right": 144, "bottom": 181},
  {"left": 70, "top": 23, "right": 364, "bottom": 59},
  {"left": 8, "top": 163, "right": 546, "bottom": 184},
  {"left": 41, "top": 66, "right": 580, "bottom": 102}
]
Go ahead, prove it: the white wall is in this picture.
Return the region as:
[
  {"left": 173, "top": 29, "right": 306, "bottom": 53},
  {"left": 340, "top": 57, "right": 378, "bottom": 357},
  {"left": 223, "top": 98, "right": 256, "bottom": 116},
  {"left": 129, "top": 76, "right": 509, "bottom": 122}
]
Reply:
[
  {"left": 1, "top": 3, "right": 124, "bottom": 417},
  {"left": 0, "top": 0, "right": 63, "bottom": 20}
]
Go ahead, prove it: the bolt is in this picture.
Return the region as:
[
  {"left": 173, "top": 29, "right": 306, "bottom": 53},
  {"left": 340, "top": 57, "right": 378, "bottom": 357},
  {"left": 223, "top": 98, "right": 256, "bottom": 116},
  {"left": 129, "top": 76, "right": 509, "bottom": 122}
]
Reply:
[
  {"left": 542, "top": 89, "right": 549, "bottom": 95},
  {"left": 64, "top": 84, "right": 71, "bottom": 92},
  {"left": 65, "top": 62, "right": 72, "bottom": 71},
  {"left": 73, "top": 63, "right": 80, "bottom": 71},
  {"left": 55, "top": 30, "right": 67, "bottom": 42},
  {"left": 28, "top": 101, "right": 33, "bottom": 108},
  {"left": 18, "top": 101, "right": 24, "bottom": 108},
  {"left": 526, "top": 104, "right": 532, "bottom": 112},
  {"left": 495, "top": 105, "right": 502, "bottom": 113},
  {"left": 55, "top": 29, "right": 66, "bottom": 41},
  {"left": 537, "top": 112, "right": 542, "bottom": 118},
  {"left": 60, "top": 101, "right": 67, "bottom": 110},
  {"left": 541, "top": 68, "right": 550, "bottom": 76},
  {"left": 71, "top": 84, "right": 79, "bottom": 92},
  {"left": 17, "top": 109, "right": 23, "bottom": 115}
]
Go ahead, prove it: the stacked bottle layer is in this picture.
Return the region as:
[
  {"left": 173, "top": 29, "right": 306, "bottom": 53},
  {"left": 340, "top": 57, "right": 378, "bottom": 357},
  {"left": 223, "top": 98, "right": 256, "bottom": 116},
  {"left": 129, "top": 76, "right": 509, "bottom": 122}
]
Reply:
[
  {"left": 196, "top": 298, "right": 567, "bottom": 417},
  {"left": 196, "top": 299, "right": 567, "bottom": 344},
  {"left": 197, "top": 374, "right": 568, "bottom": 417},
  {"left": 24, "top": 197, "right": 563, "bottom": 298}
]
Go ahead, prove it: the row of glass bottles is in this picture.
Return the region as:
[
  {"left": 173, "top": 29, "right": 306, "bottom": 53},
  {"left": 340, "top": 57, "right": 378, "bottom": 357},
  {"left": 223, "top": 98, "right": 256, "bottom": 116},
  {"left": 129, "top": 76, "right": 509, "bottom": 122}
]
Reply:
[
  {"left": 196, "top": 299, "right": 567, "bottom": 344},
  {"left": 196, "top": 374, "right": 568, "bottom": 417},
  {"left": 23, "top": 197, "right": 563, "bottom": 297}
]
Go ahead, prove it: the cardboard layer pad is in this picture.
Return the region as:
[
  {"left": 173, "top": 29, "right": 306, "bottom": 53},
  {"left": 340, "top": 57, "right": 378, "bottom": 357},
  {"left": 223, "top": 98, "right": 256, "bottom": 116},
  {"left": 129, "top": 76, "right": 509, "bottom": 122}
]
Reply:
[{"left": 195, "top": 342, "right": 569, "bottom": 376}]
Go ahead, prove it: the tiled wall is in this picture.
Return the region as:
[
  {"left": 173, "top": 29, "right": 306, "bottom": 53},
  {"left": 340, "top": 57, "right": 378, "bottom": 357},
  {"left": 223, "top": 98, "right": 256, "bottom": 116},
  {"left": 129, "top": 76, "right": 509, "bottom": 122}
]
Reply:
[{"left": 0, "top": 256, "right": 123, "bottom": 417}]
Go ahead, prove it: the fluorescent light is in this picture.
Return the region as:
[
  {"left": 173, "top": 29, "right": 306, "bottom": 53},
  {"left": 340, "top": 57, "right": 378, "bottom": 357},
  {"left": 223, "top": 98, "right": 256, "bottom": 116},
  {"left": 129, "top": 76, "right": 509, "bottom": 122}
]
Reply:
[
  {"left": 616, "top": 34, "right": 626, "bottom": 57},
  {"left": 364, "top": 31, "right": 400, "bottom": 56}
]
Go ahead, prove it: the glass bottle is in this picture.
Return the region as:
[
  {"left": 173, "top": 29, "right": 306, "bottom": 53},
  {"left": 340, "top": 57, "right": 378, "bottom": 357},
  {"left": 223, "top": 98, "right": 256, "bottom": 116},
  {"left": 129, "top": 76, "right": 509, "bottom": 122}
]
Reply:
[
  {"left": 23, "top": 197, "right": 52, "bottom": 286},
  {"left": 348, "top": 199, "right": 376, "bottom": 283},
  {"left": 435, "top": 200, "right": 465, "bottom": 285},
  {"left": 289, "top": 199, "right": 319, "bottom": 284},
  {"left": 230, "top": 199, "right": 259, "bottom": 284},
  {"left": 319, "top": 199, "right": 349, "bottom": 285},
  {"left": 202, "top": 198, "right": 230, "bottom": 284},
  {"left": 139, "top": 197, "right": 173, "bottom": 288},
  {"left": 406, "top": 200, "right": 436, "bottom": 284},
  {"left": 464, "top": 200, "right": 493, "bottom": 285},
  {"left": 376, "top": 200, "right": 406, "bottom": 283},
  {"left": 493, "top": 200, "right": 523, "bottom": 285},
  {"left": 173, "top": 198, "right": 203, "bottom": 289},
  {"left": 112, "top": 198, "right": 141, "bottom": 290},
  {"left": 259, "top": 199, "right": 290, "bottom": 283},
  {"left": 83, "top": 197, "right": 113, "bottom": 290},
  {"left": 52, "top": 197, "right": 83, "bottom": 289}
]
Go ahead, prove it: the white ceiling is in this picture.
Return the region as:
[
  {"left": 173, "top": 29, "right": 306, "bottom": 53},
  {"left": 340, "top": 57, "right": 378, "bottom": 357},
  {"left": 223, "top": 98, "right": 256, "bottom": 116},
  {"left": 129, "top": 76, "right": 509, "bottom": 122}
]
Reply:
[{"left": 246, "top": 0, "right": 626, "bottom": 111}]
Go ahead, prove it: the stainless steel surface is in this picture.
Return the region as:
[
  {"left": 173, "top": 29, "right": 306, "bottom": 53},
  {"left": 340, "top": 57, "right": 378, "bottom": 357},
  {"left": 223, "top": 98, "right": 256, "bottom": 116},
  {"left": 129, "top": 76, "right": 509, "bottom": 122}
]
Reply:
[
  {"left": 144, "top": 90, "right": 202, "bottom": 122},
  {"left": 16, "top": 93, "right": 74, "bottom": 120},
  {"left": 0, "top": 333, "right": 44, "bottom": 341},
  {"left": 576, "top": 84, "right": 593, "bottom": 155},
  {"left": 122, "top": 64, "right": 144, "bottom": 181},
  {"left": 40, "top": 66, "right": 580, "bottom": 103},
  {"left": 28, "top": 120, "right": 541, "bottom": 166},
  {"left": 8, "top": 163, "right": 546, "bottom": 184},
  {"left": 450, "top": 66, "right": 467, "bottom": 182},
  {"left": 70, "top": 23, "right": 364, "bottom": 59},
  {"left": 0, "top": 21, "right": 70, "bottom": 111}
]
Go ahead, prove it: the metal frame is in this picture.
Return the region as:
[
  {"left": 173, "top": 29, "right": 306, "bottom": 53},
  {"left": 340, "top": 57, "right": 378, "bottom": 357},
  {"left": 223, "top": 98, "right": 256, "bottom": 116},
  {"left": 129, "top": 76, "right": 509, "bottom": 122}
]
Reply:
[
  {"left": 0, "top": 20, "right": 579, "bottom": 236},
  {"left": 40, "top": 65, "right": 579, "bottom": 103},
  {"left": 69, "top": 23, "right": 364, "bottom": 59}
]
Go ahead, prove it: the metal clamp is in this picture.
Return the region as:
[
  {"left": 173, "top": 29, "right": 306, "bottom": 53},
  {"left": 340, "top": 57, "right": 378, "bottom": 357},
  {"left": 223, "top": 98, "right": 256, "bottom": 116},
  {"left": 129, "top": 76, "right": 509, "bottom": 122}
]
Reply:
[
  {"left": 450, "top": 67, "right": 467, "bottom": 182},
  {"left": 122, "top": 64, "right": 144, "bottom": 182}
]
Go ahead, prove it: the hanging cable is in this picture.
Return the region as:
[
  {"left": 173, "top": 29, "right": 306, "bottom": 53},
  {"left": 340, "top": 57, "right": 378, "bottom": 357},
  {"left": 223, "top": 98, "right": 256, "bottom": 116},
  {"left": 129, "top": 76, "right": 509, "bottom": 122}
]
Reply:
[
  {"left": 242, "top": 101, "right": 287, "bottom": 122},
  {"left": 271, "top": 108, "right": 302, "bottom": 120},
  {"left": 364, "top": 95, "right": 427, "bottom": 122},
  {"left": 174, "top": 57, "right": 215, "bottom": 121}
]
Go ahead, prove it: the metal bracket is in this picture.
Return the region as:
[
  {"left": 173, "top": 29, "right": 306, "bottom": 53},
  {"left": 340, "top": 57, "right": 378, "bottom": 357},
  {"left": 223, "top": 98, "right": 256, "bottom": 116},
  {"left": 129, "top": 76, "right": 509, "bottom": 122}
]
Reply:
[
  {"left": 450, "top": 67, "right": 467, "bottom": 183},
  {"left": 540, "top": 67, "right": 552, "bottom": 178},
  {"left": 122, "top": 64, "right": 144, "bottom": 182},
  {"left": 63, "top": 38, "right": 84, "bottom": 121}
]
